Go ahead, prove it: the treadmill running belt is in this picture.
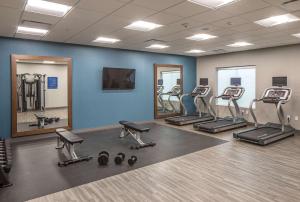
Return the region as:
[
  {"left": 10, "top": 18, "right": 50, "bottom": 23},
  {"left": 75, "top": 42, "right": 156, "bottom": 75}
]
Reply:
[
  {"left": 168, "top": 116, "right": 201, "bottom": 122},
  {"left": 237, "top": 127, "right": 281, "bottom": 141},
  {"left": 197, "top": 119, "right": 233, "bottom": 128}
]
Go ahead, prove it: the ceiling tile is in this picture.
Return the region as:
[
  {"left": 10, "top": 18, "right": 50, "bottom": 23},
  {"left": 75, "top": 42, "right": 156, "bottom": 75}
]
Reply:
[
  {"left": 44, "top": 8, "right": 105, "bottom": 42},
  {"left": 212, "top": 16, "right": 250, "bottom": 28},
  {"left": 241, "top": 6, "right": 286, "bottom": 22},
  {"left": 0, "top": 6, "right": 22, "bottom": 37},
  {"left": 219, "top": 0, "right": 270, "bottom": 15},
  {"left": 231, "top": 23, "right": 262, "bottom": 32},
  {"left": 111, "top": 4, "right": 157, "bottom": 22},
  {"left": 164, "top": 1, "right": 209, "bottom": 18},
  {"left": 77, "top": 0, "right": 126, "bottom": 13},
  {"left": 0, "top": 0, "right": 26, "bottom": 9},
  {"left": 132, "top": 0, "right": 184, "bottom": 11},
  {"left": 190, "top": 10, "right": 233, "bottom": 24},
  {"left": 264, "top": 0, "right": 300, "bottom": 12},
  {"left": 145, "top": 12, "right": 183, "bottom": 25}
]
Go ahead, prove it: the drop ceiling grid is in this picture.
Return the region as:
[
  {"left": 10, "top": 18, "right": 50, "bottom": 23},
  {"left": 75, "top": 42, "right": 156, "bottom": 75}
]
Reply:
[{"left": 0, "top": 0, "right": 299, "bottom": 56}]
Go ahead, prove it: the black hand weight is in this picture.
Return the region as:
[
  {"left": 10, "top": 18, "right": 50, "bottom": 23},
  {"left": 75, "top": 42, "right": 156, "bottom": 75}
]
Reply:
[
  {"left": 114, "top": 153, "right": 125, "bottom": 165},
  {"left": 128, "top": 155, "right": 137, "bottom": 166},
  {"left": 98, "top": 151, "right": 109, "bottom": 165}
]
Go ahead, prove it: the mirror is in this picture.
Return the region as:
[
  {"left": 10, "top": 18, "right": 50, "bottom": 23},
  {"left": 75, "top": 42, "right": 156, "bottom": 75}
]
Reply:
[
  {"left": 154, "top": 64, "right": 183, "bottom": 119},
  {"left": 11, "top": 55, "right": 72, "bottom": 137}
]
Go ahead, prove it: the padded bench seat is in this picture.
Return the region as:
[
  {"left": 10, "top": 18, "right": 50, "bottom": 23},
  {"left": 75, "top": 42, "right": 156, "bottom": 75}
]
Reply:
[
  {"left": 56, "top": 128, "right": 84, "bottom": 144},
  {"left": 119, "top": 121, "right": 150, "bottom": 133}
]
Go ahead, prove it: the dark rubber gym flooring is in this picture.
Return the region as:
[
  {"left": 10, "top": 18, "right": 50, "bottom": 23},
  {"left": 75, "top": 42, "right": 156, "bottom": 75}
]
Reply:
[{"left": 0, "top": 123, "right": 227, "bottom": 202}]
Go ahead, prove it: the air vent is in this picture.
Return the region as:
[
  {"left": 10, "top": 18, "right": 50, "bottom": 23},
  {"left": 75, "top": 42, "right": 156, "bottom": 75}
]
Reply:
[
  {"left": 281, "top": 0, "right": 300, "bottom": 11},
  {"left": 212, "top": 49, "right": 227, "bottom": 53},
  {"left": 21, "top": 20, "right": 51, "bottom": 30},
  {"left": 282, "top": 0, "right": 299, "bottom": 5},
  {"left": 144, "top": 39, "right": 167, "bottom": 44}
]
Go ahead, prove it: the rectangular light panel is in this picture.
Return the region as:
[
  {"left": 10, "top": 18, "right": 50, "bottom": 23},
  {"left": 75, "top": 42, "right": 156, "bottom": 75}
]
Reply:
[
  {"left": 146, "top": 44, "right": 169, "bottom": 49},
  {"left": 186, "top": 49, "right": 206, "bottom": 53},
  {"left": 292, "top": 33, "right": 300, "bottom": 38},
  {"left": 186, "top": 33, "right": 217, "bottom": 41},
  {"left": 125, "top": 21, "right": 163, "bottom": 32},
  {"left": 25, "top": 0, "right": 72, "bottom": 17},
  {"left": 93, "top": 37, "right": 121, "bottom": 44},
  {"left": 227, "top": 42, "right": 253, "bottom": 47},
  {"left": 17, "top": 26, "right": 49, "bottom": 36},
  {"left": 188, "top": 0, "right": 240, "bottom": 9},
  {"left": 255, "top": 14, "right": 300, "bottom": 27}
]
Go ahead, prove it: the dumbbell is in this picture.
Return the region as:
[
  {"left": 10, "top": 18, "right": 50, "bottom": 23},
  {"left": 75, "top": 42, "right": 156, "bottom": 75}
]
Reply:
[
  {"left": 128, "top": 156, "right": 137, "bottom": 166},
  {"left": 98, "top": 151, "right": 109, "bottom": 166},
  {"left": 114, "top": 153, "right": 125, "bottom": 165}
]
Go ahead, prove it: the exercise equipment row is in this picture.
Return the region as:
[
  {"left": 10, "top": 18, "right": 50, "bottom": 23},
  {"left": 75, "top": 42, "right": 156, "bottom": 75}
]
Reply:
[
  {"left": 98, "top": 151, "right": 137, "bottom": 166},
  {"left": 0, "top": 138, "right": 12, "bottom": 188}
]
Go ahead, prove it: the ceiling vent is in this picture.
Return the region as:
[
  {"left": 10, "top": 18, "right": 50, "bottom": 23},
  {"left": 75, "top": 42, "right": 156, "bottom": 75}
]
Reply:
[
  {"left": 281, "top": 0, "right": 300, "bottom": 11},
  {"left": 144, "top": 39, "right": 167, "bottom": 44},
  {"left": 21, "top": 20, "right": 51, "bottom": 30}
]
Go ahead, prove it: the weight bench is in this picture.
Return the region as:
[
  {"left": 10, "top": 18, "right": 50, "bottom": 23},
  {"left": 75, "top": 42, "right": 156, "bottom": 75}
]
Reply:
[
  {"left": 119, "top": 121, "right": 156, "bottom": 150},
  {"left": 55, "top": 128, "right": 92, "bottom": 167}
]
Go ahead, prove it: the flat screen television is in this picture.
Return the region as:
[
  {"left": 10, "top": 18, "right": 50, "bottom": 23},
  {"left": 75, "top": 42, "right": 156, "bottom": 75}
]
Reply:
[
  {"left": 102, "top": 67, "right": 136, "bottom": 90},
  {"left": 272, "top": 76, "right": 287, "bottom": 87},
  {"left": 231, "top": 77, "right": 241, "bottom": 86},
  {"left": 199, "top": 78, "right": 208, "bottom": 86}
]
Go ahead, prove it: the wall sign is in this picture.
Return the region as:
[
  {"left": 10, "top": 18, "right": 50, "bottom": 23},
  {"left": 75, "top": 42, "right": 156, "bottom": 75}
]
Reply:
[{"left": 47, "top": 77, "right": 58, "bottom": 89}]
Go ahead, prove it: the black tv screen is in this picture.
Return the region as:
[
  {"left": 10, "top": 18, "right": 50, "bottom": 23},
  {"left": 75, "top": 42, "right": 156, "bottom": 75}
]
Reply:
[
  {"left": 102, "top": 67, "right": 136, "bottom": 90},
  {"left": 272, "top": 76, "right": 287, "bottom": 87},
  {"left": 231, "top": 77, "right": 241, "bottom": 86},
  {"left": 200, "top": 78, "right": 208, "bottom": 86}
]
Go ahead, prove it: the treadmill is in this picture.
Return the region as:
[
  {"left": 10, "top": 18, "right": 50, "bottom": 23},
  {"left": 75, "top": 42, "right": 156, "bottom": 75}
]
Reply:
[
  {"left": 233, "top": 77, "right": 295, "bottom": 145},
  {"left": 194, "top": 77, "right": 248, "bottom": 133},
  {"left": 165, "top": 78, "right": 214, "bottom": 125}
]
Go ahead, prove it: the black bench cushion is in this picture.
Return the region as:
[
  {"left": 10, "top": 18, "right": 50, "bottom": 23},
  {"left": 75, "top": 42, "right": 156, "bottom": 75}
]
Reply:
[
  {"left": 56, "top": 129, "right": 83, "bottom": 144},
  {"left": 119, "top": 121, "right": 150, "bottom": 133}
]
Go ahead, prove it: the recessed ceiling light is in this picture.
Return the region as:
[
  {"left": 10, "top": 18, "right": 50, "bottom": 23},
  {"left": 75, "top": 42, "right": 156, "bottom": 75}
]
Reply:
[
  {"left": 146, "top": 44, "right": 169, "bottom": 49},
  {"left": 17, "top": 26, "right": 49, "bottom": 36},
  {"left": 25, "top": 0, "right": 72, "bottom": 17},
  {"left": 227, "top": 42, "right": 253, "bottom": 47},
  {"left": 254, "top": 14, "right": 300, "bottom": 27},
  {"left": 186, "top": 33, "right": 217, "bottom": 41},
  {"left": 125, "top": 21, "right": 163, "bottom": 32},
  {"left": 188, "top": 0, "right": 240, "bottom": 9},
  {"left": 186, "top": 49, "right": 206, "bottom": 53},
  {"left": 292, "top": 33, "right": 300, "bottom": 38},
  {"left": 93, "top": 37, "right": 121, "bottom": 44}
]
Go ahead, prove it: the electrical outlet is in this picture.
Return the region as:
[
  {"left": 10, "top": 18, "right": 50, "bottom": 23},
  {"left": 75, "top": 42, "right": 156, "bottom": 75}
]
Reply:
[
  {"left": 295, "top": 116, "right": 299, "bottom": 121},
  {"left": 287, "top": 115, "right": 291, "bottom": 123}
]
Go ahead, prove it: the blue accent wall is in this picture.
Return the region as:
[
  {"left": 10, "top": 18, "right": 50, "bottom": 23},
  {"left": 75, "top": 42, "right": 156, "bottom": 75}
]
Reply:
[{"left": 0, "top": 37, "right": 197, "bottom": 138}]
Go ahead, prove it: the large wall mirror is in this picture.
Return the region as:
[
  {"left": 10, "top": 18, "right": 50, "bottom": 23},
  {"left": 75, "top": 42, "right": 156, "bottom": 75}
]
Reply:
[
  {"left": 154, "top": 64, "right": 183, "bottom": 119},
  {"left": 11, "top": 55, "right": 72, "bottom": 137}
]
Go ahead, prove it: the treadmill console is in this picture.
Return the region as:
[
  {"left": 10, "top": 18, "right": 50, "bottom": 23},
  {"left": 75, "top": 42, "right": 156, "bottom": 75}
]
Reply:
[
  {"left": 221, "top": 87, "right": 244, "bottom": 100},
  {"left": 169, "top": 85, "right": 181, "bottom": 96},
  {"left": 191, "top": 86, "right": 210, "bottom": 97},
  {"left": 263, "top": 87, "right": 291, "bottom": 103}
]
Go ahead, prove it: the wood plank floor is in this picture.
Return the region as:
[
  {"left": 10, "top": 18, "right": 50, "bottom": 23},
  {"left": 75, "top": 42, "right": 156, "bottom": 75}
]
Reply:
[{"left": 28, "top": 120, "right": 300, "bottom": 202}]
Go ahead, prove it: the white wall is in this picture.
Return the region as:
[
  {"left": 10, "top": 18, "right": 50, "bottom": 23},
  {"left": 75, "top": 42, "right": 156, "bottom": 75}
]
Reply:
[
  {"left": 197, "top": 44, "right": 300, "bottom": 129},
  {"left": 17, "top": 63, "right": 68, "bottom": 109}
]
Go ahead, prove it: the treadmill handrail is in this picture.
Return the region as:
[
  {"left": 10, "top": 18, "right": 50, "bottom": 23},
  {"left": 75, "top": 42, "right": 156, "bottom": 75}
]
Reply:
[
  {"left": 180, "top": 93, "right": 189, "bottom": 116},
  {"left": 249, "top": 98, "right": 262, "bottom": 127},
  {"left": 277, "top": 100, "right": 286, "bottom": 132}
]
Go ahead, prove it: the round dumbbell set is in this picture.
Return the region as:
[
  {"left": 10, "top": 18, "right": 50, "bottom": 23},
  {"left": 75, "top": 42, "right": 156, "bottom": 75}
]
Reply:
[
  {"left": 98, "top": 151, "right": 137, "bottom": 167},
  {"left": 0, "top": 138, "right": 12, "bottom": 188}
]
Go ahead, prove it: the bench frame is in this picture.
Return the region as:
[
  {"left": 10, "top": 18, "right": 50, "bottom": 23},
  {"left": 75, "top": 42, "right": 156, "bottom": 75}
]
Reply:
[
  {"left": 119, "top": 121, "right": 156, "bottom": 150},
  {"left": 56, "top": 129, "right": 92, "bottom": 167}
]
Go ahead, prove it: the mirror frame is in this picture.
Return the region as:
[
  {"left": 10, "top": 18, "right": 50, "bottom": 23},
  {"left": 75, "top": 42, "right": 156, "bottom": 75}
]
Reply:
[
  {"left": 154, "top": 64, "right": 183, "bottom": 119},
  {"left": 11, "top": 54, "right": 73, "bottom": 137}
]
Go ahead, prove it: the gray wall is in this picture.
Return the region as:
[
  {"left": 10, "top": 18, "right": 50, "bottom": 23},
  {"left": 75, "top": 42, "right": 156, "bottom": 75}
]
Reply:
[{"left": 197, "top": 44, "right": 300, "bottom": 129}]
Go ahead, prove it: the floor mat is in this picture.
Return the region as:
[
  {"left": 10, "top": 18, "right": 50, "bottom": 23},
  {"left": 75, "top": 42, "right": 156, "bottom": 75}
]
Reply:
[{"left": 0, "top": 123, "right": 227, "bottom": 202}]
